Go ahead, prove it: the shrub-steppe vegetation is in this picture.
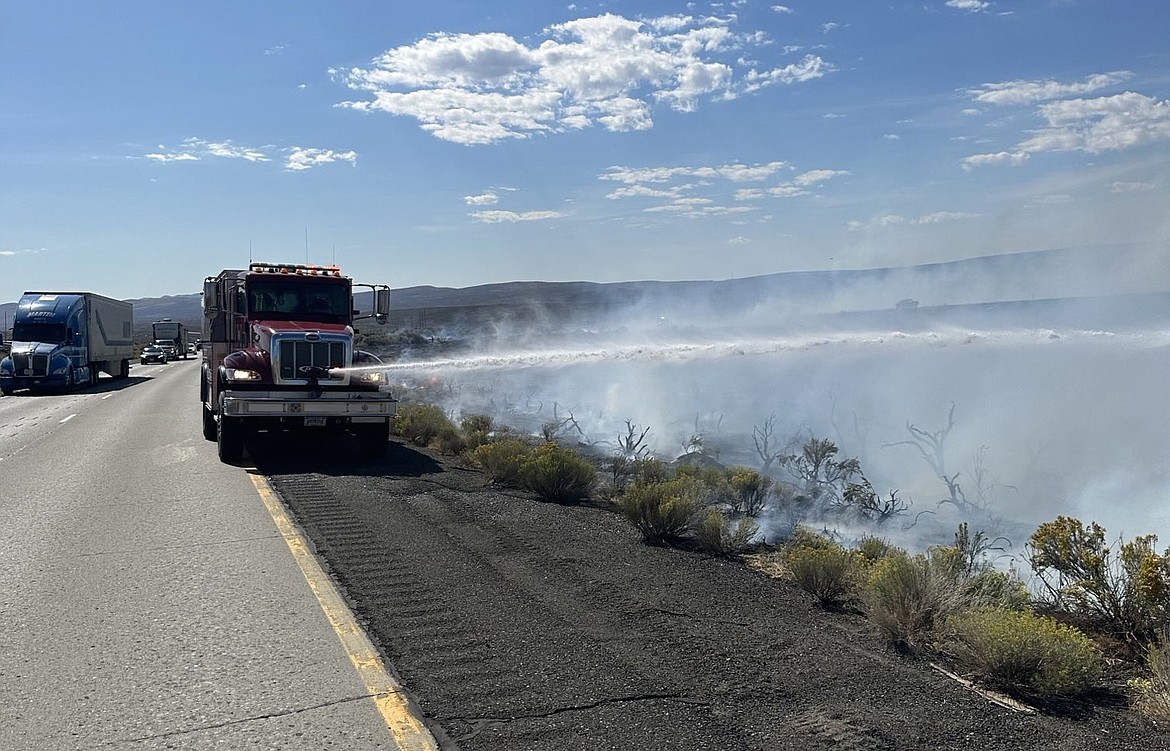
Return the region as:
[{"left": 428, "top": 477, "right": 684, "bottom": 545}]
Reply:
[{"left": 391, "top": 396, "right": 1170, "bottom": 728}]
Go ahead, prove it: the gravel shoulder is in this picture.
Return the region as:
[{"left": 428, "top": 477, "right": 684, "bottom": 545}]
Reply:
[{"left": 255, "top": 438, "right": 1169, "bottom": 751}]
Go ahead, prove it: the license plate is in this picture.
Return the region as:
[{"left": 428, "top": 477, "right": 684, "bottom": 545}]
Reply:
[
  {"left": 304, "top": 417, "right": 327, "bottom": 426},
  {"left": 22, "top": 369, "right": 32, "bottom": 375}
]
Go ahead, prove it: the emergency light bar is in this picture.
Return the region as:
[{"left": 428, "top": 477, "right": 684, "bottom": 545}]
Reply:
[{"left": 248, "top": 262, "right": 343, "bottom": 277}]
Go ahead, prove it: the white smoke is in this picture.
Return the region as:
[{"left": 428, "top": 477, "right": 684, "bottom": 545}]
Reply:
[{"left": 380, "top": 308, "right": 1170, "bottom": 551}]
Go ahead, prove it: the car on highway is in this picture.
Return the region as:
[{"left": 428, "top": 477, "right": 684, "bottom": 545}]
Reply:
[
  {"left": 140, "top": 345, "right": 169, "bottom": 364},
  {"left": 155, "top": 341, "right": 178, "bottom": 359}
]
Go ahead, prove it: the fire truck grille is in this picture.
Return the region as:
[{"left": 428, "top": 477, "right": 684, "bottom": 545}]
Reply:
[{"left": 277, "top": 340, "right": 346, "bottom": 382}]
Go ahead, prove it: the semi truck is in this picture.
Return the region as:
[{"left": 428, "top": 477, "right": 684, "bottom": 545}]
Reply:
[
  {"left": 0, "top": 292, "right": 134, "bottom": 394},
  {"left": 200, "top": 262, "right": 395, "bottom": 462},
  {"left": 152, "top": 318, "right": 189, "bottom": 359}
]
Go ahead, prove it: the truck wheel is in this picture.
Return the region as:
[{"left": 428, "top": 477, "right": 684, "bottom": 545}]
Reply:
[
  {"left": 202, "top": 403, "right": 217, "bottom": 442},
  {"left": 119, "top": 359, "right": 129, "bottom": 379},
  {"left": 217, "top": 415, "right": 245, "bottom": 462},
  {"left": 354, "top": 422, "right": 389, "bottom": 458},
  {"left": 89, "top": 363, "right": 100, "bottom": 388}
]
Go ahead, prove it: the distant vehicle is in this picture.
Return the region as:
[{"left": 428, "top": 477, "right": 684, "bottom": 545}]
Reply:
[
  {"left": 0, "top": 292, "right": 133, "bottom": 394},
  {"left": 155, "top": 341, "right": 179, "bottom": 360},
  {"left": 140, "top": 345, "right": 169, "bottom": 364},
  {"left": 151, "top": 319, "right": 189, "bottom": 360},
  {"left": 201, "top": 261, "right": 394, "bottom": 462},
  {"left": 187, "top": 343, "right": 197, "bottom": 354}
]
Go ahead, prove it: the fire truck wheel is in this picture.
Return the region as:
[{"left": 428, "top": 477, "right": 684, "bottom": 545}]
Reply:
[
  {"left": 89, "top": 363, "right": 99, "bottom": 388},
  {"left": 217, "top": 416, "right": 245, "bottom": 462},
  {"left": 202, "top": 403, "right": 217, "bottom": 442}
]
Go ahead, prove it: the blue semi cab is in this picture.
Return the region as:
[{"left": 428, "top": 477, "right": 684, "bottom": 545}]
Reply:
[{"left": 0, "top": 292, "right": 134, "bottom": 395}]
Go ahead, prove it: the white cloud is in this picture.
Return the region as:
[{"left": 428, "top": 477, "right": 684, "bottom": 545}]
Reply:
[
  {"left": 144, "top": 152, "right": 199, "bottom": 163},
  {"left": 284, "top": 147, "right": 358, "bottom": 171},
  {"left": 464, "top": 192, "right": 499, "bottom": 205},
  {"left": 742, "top": 54, "right": 833, "bottom": 93},
  {"left": 729, "top": 236, "right": 751, "bottom": 245},
  {"left": 946, "top": 1, "right": 991, "bottom": 12},
  {"left": 471, "top": 209, "right": 565, "bottom": 223},
  {"left": 1019, "top": 92, "right": 1170, "bottom": 154},
  {"left": 961, "top": 150, "right": 1030, "bottom": 170},
  {"left": 963, "top": 91, "right": 1170, "bottom": 168},
  {"left": 772, "top": 5, "right": 794, "bottom": 13},
  {"left": 848, "top": 210, "right": 977, "bottom": 231},
  {"left": 144, "top": 138, "right": 271, "bottom": 164},
  {"left": 335, "top": 13, "right": 832, "bottom": 145},
  {"left": 203, "top": 139, "right": 270, "bottom": 162},
  {"left": 715, "top": 160, "right": 790, "bottom": 181},
  {"left": 1110, "top": 181, "right": 1155, "bottom": 193},
  {"left": 966, "top": 71, "right": 1133, "bottom": 106},
  {"left": 790, "top": 169, "right": 849, "bottom": 186},
  {"left": 603, "top": 161, "right": 846, "bottom": 206},
  {"left": 913, "top": 210, "right": 979, "bottom": 223}
]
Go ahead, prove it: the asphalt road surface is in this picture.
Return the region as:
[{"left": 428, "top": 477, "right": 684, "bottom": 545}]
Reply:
[{"left": 0, "top": 361, "right": 424, "bottom": 750}]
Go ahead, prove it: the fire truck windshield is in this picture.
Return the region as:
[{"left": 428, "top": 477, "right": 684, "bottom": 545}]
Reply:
[{"left": 247, "top": 278, "right": 350, "bottom": 322}]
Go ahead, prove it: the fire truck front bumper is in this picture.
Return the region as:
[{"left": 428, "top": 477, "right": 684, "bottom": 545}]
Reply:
[{"left": 221, "top": 390, "right": 397, "bottom": 424}]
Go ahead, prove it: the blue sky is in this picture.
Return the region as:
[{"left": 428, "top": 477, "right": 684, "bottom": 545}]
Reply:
[{"left": 2, "top": 0, "right": 1169, "bottom": 303}]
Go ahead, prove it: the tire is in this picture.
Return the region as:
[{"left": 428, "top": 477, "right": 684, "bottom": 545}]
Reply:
[
  {"left": 202, "top": 402, "right": 217, "bottom": 442},
  {"left": 354, "top": 422, "right": 390, "bottom": 458},
  {"left": 119, "top": 359, "right": 130, "bottom": 379},
  {"left": 1, "top": 386, "right": 13, "bottom": 396},
  {"left": 217, "top": 414, "right": 245, "bottom": 463},
  {"left": 89, "top": 362, "right": 100, "bottom": 388}
]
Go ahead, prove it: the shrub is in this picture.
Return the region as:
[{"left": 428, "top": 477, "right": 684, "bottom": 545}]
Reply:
[
  {"left": 725, "top": 466, "right": 773, "bottom": 516},
  {"left": 675, "top": 463, "right": 729, "bottom": 496},
  {"left": 460, "top": 414, "right": 493, "bottom": 451},
  {"left": 863, "top": 550, "right": 970, "bottom": 650},
  {"left": 470, "top": 437, "right": 533, "bottom": 486},
  {"left": 1132, "top": 642, "right": 1170, "bottom": 730},
  {"left": 393, "top": 402, "right": 457, "bottom": 447},
  {"left": 434, "top": 424, "right": 466, "bottom": 454},
  {"left": 518, "top": 442, "right": 596, "bottom": 504},
  {"left": 693, "top": 510, "right": 759, "bottom": 557},
  {"left": 942, "top": 608, "right": 1103, "bottom": 698},
  {"left": 1027, "top": 516, "right": 1170, "bottom": 645},
  {"left": 618, "top": 478, "right": 702, "bottom": 544},
  {"left": 786, "top": 541, "right": 860, "bottom": 608},
  {"left": 856, "top": 536, "right": 894, "bottom": 564}
]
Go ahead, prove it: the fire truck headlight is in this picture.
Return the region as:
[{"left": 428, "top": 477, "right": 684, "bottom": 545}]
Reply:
[
  {"left": 358, "top": 371, "right": 383, "bottom": 383},
  {"left": 226, "top": 368, "right": 262, "bottom": 382}
]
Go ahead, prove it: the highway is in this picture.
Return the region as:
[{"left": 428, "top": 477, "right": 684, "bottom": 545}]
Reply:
[
  {"left": 5, "top": 358, "right": 1163, "bottom": 751},
  {"left": 0, "top": 360, "right": 432, "bottom": 750}
]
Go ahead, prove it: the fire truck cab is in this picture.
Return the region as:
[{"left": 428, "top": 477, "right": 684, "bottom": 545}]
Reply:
[{"left": 200, "top": 262, "right": 395, "bottom": 462}]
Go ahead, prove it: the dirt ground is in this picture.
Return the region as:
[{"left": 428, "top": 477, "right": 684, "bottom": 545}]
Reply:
[{"left": 255, "top": 438, "right": 1170, "bottom": 751}]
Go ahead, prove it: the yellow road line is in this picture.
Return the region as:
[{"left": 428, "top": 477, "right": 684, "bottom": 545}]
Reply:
[{"left": 248, "top": 472, "right": 439, "bottom": 751}]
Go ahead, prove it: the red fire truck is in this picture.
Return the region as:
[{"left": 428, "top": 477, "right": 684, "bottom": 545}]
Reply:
[{"left": 200, "top": 262, "right": 395, "bottom": 462}]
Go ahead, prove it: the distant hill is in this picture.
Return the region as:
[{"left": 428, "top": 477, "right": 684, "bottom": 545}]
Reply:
[{"left": 2, "top": 244, "right": 1166, "bottom": 337}]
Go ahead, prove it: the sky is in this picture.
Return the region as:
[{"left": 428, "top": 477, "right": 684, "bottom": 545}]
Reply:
[{"left": 2, "top": 0, "right": 1169, "bottom": 303}]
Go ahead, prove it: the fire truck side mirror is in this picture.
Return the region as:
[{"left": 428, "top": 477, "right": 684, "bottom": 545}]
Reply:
[{"left": 374, "top": 288, "right": 391, "bottom": 324}]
